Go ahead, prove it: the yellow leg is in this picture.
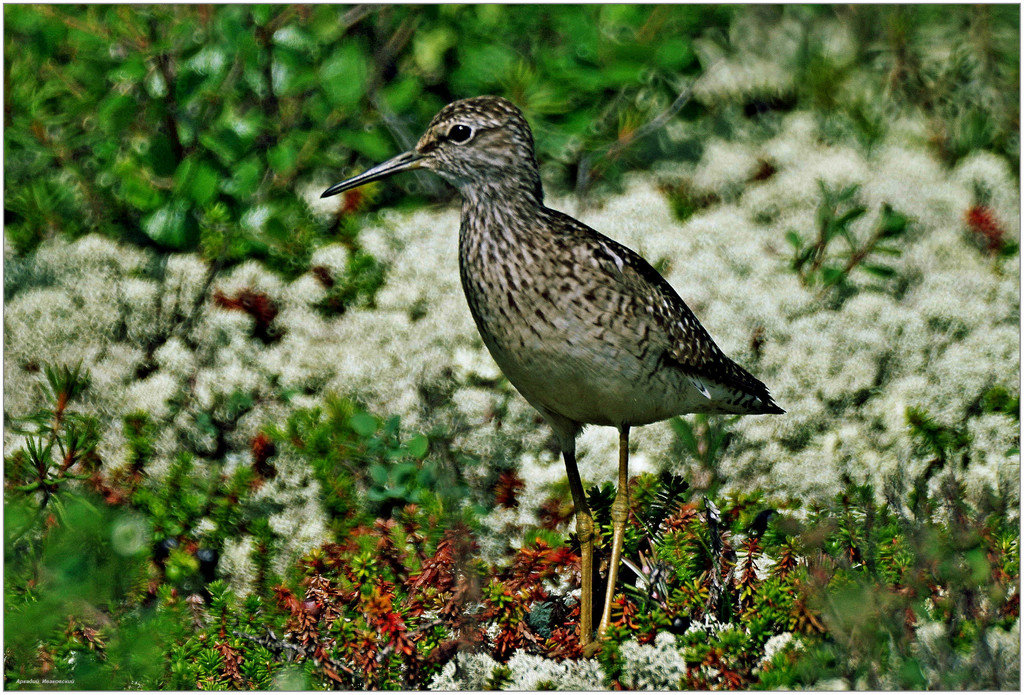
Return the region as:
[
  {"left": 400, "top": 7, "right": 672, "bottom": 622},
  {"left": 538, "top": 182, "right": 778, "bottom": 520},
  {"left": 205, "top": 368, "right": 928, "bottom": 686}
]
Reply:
[
  {"left": 598, "top": 425, "right": 630, "bottom": 637},
  {"left": 562, "top": 445, "right": 597, "bottom": 650}
]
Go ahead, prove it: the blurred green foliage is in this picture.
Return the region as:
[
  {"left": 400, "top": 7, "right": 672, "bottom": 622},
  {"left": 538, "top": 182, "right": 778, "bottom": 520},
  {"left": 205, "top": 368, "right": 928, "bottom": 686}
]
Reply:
[
  {"left": 5, "top": 4, "right": 1018, "bottom": 266},
  {"left": 4, "top": 4, "right": 730, "bottom": 262}
]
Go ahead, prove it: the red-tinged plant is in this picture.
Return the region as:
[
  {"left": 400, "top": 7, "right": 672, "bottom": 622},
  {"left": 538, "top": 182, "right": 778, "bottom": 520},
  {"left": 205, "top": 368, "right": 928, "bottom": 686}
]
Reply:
[
  {"left": 65, "top": 618, "right": 105, "bottom": 653},
  {"left": 305, "top": 574, "right": 350, "bottom": 625},
  {"left": 36, "top": 647, "right": 54, "bottom": 678},
  {"left": 273, "top": 584, "right": 302, "bottom": 615},
  {"left": 311, "top": 265, "right": 335, "bottom": 288},
  {"left": 788, "top": 592, "right": 826, "bottom": 635},
  {"left": 544, "top": 622, "right": 584, "bottom": 660},
  {"left": 538, "top": 495, "right": 574, "bottom": 530},
  {"left": 504, "top": 539, "right": 577, "bottom": 597},
  {"left": 215, "top": 641, "right": 248, "bottom": 688},
  {"left": 1001, "top": 591, "right": 1019, "bottom": 618},
  {"left": 490, "top": 622, "right": 519, "bottom": 662},
  {"left": 350, "top": 633, "right": 379, "bottom": 679},
  {"left": 662, "top": 502, "right": 700, "bottom": 534},
  {"left": 373, "top": 584, "right": 412, "bottom": 648},
  {"left": 408, "top": 528, "right": 478, "bottom": 603},
  {"left": 339, "top": 188, "right": 366, "bottom": 216},
  {"left": 250, "top": 432, "right": 277, "bottom": 478},
  {"left": 374, "top": 518, "right": 408, "bottom": 582},
  {"left": 399, "top": 505, "right": 429, "bottom": 563},
  {"left": 965, "top": 205, "right": 1007, "bottom": 254},
  {"left": 736, "top": 535, "right": 762, "bottom": 611},
  {"left": 609, "top": 595, "right": 641, "bottom": 631},
  {"left": 86, "top": 471, "right": 130, "bottom": 506},
  {"left": 494, "top": 469, "right": 526, "bottom": 508},
  {"left": 212, "top": 288, "right": 281, "bottom": 343},
  {"left": 703, "top": 647, "right": 746, "bottom": 689}
]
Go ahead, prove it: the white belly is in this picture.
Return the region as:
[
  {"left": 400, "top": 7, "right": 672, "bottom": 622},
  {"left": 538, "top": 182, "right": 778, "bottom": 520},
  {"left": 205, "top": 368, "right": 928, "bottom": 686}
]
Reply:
[{"left": 483, "top": 332, "right": 702, "bottom": 428}]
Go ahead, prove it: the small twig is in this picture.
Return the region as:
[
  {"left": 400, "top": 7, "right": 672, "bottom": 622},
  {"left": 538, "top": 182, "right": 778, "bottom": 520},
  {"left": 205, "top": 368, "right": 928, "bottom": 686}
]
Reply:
[
  {"left": 340, "top": 4, "right": 377, "bottom": 31},
  {"left": 840, "top": 227, "right": 884, "bottom": 276},
  {"left": 575, "top": 59, "right": 724, "bottom": 203},
  {"left": 607, "top": 77, "right": 701, "bottom": 163},
  {"left": 813, "top": 224, "right": 886, "bottom": 300},
  {"left": 255, "top": 28, "right": 279, "bottom": 120}
]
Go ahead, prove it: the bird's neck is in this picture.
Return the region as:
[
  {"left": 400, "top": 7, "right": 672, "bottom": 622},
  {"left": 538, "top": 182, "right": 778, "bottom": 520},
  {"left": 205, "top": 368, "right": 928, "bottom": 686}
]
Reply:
[
  {"left": 459, "top": 178, "right": 545, "bottom": 238},
  {"left": 457, "top": 178, "right": 548, "bottom": 289}
]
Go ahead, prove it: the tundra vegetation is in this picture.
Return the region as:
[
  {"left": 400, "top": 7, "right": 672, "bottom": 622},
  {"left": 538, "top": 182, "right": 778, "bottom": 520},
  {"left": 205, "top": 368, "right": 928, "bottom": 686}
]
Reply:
[{"left": 4, "top": 4, "right": 1019, "bottom": 690}]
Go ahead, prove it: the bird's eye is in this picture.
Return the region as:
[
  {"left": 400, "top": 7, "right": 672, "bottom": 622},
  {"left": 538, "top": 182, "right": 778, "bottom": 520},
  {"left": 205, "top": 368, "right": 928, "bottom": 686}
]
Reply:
[{"left": 447, "top": 124, "right": 473, "bottom": 144}]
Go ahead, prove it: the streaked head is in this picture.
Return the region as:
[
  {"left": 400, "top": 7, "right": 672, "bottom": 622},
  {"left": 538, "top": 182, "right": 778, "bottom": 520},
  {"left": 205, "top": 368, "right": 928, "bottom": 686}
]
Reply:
[{"left": 322, "top": 96, "right": 542, "bottom": 202}]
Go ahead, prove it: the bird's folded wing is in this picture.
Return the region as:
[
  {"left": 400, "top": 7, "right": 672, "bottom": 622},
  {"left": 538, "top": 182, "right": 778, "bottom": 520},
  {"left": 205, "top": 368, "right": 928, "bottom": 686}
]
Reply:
[{"left": 557, "top": 213, "right": 782, "bottom": 412}]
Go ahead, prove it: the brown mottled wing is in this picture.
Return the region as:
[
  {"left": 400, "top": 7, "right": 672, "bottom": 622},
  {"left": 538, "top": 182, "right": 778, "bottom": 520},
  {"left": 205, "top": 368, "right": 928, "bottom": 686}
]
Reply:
[{"left": 556, "top": 211, "right": 783, "bottom": 413}]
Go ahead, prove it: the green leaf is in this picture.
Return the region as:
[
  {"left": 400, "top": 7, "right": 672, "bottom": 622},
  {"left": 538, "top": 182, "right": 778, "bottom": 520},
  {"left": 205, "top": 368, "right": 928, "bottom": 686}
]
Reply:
[
  {"left": 838, "top": 183, "right": 861, "bottom": 200},
  {"left": 416, "top": 467, "right": 435, "bottom": 487},
  {"left": 188, "top": 162, "right": 220, "bottom": 206},
  {"left": 669, "top": 417, "right": 699, "bottom": 457},
  {"left": 250, "top": 5, "right": 274, "bottom": 24},
  {"left": 878, "top": 203, "right": 910, "bottom": 237},
  {"left": 835, "top": 205, "right": 868, "bottom": 227},
  {"left": 107, "top": 55, "right": 147, "bottom": 84},
  {"left": 821, "top": 266, "right": 845, "bottom": 286},
  {"left": 146, "top": 134, "right": 178, "bottom": 177},
  {"left": 451, "top": 44, "right": 515, "bottom": 92},
  {"left": 872, "top": 245, "right": 902, "bottom": 257},
  {"left": 98, "top": 94, "right": 137, "bottom": 134},
  {"left": 267, "top": 141, "right": 297, "bottom": 174},
  {"left": 381, "top": 76, "right": 422, "bottom": 113},
  {"left": 654, "top": 38, "right": 694, "bottom": 70},
  {"left": 119, "top": 174, "right": 164, "bottom": 212},
  {"left": 394, "top": 464, "right": 415, "bottom": 485},
  {"left": 412, "top": 27, "right": 456, "bottom": 75},
  {"left": 349, "top": 412, "right": 378, "bottom": 437},
  {"left": 600, "top": 61, "right": 645, "bottom": 87},
  {"left": 199, "top": 128, "right": 246, "bottom": 166},
  {"left": 223, "top": 157, "right": 262, "bottom": 199},
  {"left": 862, "top": 263, "right": 896, "bottom": 278},
  {"left": 338, "top": 128, "right": 393, "bottom": 161},
  {"left": 784, "top": 230, "right": 803, "bottom": 249},
  {"left": 320, "top": 43, "right": 368, "bottom": 110},
  {"left": 997, "top": 240, "right": 1019, "bottom": 258},
  {"left": 272, "top": 25, "right": 315, "bottom": 53},
  {"left": 406, "top": 435, "right": 429, "bottom": 459},
  {"left": 142, "top": 201, "right": 197, "bottom": 250},
  {"left": 368, "top": 464, "right": 389, "bottom": 487}
]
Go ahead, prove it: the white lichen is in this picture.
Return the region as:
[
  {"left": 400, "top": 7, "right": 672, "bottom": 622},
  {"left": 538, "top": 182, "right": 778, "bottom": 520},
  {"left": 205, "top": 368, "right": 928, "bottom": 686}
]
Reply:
[{"left": 618, "top": 631, "right": 689, "bottom": 690}]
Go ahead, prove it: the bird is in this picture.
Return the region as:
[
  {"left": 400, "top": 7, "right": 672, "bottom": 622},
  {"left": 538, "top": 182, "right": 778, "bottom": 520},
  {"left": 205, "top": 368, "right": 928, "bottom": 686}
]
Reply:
[{"left": 321, "top": 95, "right": 783, "bottom": 652}]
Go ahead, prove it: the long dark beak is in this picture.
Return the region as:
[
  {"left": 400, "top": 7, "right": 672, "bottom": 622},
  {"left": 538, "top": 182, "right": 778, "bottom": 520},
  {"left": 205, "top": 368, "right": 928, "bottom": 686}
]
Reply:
[{"left": 321, "top": 150, "right": 424, "bottom": 198}]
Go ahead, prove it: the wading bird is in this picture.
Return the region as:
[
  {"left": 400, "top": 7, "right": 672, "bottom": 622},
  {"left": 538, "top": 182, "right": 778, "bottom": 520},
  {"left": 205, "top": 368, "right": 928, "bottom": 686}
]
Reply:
[{"left": 321, "top": 96, "right": 783, "bottom": 651}]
